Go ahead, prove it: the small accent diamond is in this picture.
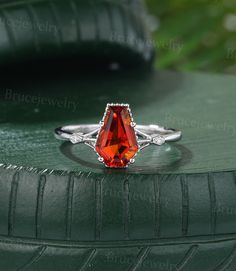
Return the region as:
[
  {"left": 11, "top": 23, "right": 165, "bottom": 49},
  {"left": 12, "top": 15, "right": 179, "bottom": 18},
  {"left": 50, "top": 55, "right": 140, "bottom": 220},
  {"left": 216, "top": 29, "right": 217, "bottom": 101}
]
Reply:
[
  {"left": 153, "top": 135, "right": 165, "bottom": 146},
  {"left": 70, "top": 133, "right": 83, "bottom": 144}
]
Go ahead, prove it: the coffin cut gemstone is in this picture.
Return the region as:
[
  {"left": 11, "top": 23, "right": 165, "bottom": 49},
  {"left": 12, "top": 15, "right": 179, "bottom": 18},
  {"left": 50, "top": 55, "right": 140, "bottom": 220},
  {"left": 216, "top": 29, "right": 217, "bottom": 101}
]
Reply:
[{"left": 95, "top": 105, "right": 139, "bottom": 168}]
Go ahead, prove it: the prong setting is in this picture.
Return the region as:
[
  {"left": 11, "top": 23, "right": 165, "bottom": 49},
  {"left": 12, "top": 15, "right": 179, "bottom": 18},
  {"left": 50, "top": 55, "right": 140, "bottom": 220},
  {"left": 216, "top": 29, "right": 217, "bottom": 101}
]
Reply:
[
  {"left": 98, "top": 156, "right": 104, "bottom": 162},
  {"left": 130, "top": 158, "right": 135, "bottom": 164},
  {"left": 55, "top": 103, "right": 182, "bottom": 169}
]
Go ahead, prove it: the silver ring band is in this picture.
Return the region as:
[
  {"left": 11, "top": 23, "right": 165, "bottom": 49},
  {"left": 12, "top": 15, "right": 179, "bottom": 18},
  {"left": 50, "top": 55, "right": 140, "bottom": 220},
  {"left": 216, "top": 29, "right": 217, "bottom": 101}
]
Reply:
[
  {"left": 54, "top": 103, "right": 182, "bottom": 168},
  {"left": 55, "top": 124, "right": 181, "bottom": 150}
]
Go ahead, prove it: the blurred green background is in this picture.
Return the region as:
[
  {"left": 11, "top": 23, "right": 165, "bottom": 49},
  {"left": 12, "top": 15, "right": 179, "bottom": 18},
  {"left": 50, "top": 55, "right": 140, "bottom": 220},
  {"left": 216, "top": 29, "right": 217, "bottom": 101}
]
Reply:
[{"left": 146, "top": 0, "right": 236, "bottom": 74}]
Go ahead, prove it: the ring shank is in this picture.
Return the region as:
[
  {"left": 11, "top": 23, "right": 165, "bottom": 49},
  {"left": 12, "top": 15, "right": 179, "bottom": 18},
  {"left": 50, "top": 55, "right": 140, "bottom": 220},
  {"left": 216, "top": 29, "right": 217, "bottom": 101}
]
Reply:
[{"left": 55, "top": 124, "right": 182, "bottom": 142}]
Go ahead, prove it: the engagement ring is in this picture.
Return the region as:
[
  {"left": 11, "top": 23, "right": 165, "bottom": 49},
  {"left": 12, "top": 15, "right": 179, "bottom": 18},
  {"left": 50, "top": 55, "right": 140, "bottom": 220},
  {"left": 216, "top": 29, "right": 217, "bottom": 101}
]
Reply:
[{"left": 55, "top": 104, "right": 182, "bottom": 168}]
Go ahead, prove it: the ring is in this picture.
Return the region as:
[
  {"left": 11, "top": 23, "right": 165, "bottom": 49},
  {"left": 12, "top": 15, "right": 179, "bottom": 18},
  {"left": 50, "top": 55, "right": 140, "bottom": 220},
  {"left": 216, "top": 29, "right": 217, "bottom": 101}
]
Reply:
[{"left": 54, "top": 103, "right": 182, "bottom": 168}]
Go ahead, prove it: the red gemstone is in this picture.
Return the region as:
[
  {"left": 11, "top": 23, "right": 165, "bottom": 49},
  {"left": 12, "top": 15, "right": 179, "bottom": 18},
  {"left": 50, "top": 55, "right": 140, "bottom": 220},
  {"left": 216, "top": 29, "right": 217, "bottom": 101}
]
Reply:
[{"left": 95, "top": 105, "right": 139, "bottom": 168}]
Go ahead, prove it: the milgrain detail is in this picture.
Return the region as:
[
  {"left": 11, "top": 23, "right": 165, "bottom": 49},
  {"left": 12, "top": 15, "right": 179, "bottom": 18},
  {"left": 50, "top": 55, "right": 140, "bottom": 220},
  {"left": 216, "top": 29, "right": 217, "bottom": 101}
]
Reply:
[
  {"left": 181, "top": 174, "right": 189, "bottom": 236},
  {"left": 128, "top": 247, "right": 151, "bottom": 271},
  {"left": 213, "top": 245, "right": 236, "bottom": 271},
  {"left": 123, "top": 179, "right": 130, "bottom": 240},
  {"left": 208, "top": 173, "right": 217, "bottom": 235},
  {"left": 95, "top": 178, "right": 103, "bottom": 241},
  {"left": 35, "top": 175, "right": 47, "bottom": 239},
  {"left": 8, "top": 172, "right": 20, "bottom": 236},
  {"left": 66, "top": 174, "right": 75, "bottom": 240},
  {"left": 175, "top": 245, "right": 199, "bottom": 271},
  {"left": 16, "top": 245, "right": 47, "bottom": 271},
  {"left": 153, "top": 176, "right": 160, "bottom": 238},
  {"left": 79, "top": 249, "right": 97, "bottom": 271},
  {"left": 26, "top": 4, "right": 41, "bottom": 53},
  {"left": 69, "top": 0, "right": 81, "bottom": 43}
]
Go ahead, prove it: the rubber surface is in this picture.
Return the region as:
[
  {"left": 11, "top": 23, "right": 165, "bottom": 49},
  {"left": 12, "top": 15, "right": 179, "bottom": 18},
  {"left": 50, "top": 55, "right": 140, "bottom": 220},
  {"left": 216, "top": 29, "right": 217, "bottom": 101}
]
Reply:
[
  {"left": 0, "top": 0, "right": 236, "bottom": 269},
  {"left": 0, "top": 0, "right": 154, "bottom": 67},
  {"left": 0, "top": 70, "right": 236, "bottom": 270}
]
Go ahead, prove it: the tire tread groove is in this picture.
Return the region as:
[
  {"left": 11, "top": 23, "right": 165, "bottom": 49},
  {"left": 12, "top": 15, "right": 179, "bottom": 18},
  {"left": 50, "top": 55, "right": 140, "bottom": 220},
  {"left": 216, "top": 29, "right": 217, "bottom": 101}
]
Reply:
[
  {"left": 48, "top": 0, "right": 62, "bottom": 48},
  {"left": 35, "top": 175, "right": 46, "bottom": 239},
  {"left": 123, "top": 179, "right": 130, "bottom": 240},
  {"left": 176, "top": 245, "right": 198, "bottom": 271},
  {"left": 79, "top": 249, "right": 97, "bottom": 271},
  {"left": 1, "top": 9, "right": 17, "bottom": 56},
  {"left": 181, "top": 174, "right": 189, "bottom": 236},
  {"left": 8, "top": 172, "right": 20, "bottom": 236},
  {"left": 95, "top": 178, "right": 102, "bottom": 241},
  {"left": 208, "top": 173, "right": 217, "bottom": 235},
  {"left": 16, "top": 245, "right": 47, "bottom": 271},
  {"left": 26, "top": 3, "right": 41, "bottom": 53},
  {"left": 154, "top": 176, "right": 160, "bottom": 238},
  {"left": 213, "top": 245, "right": 236, "bottom": 271},
  {"left": 66, "top": 174, "right": 74, "bottom": 240},
  {"left": 69, "top": 0, "right": 81, "bottom": 43},
  {"left": 128, "top": 247, "right": 151, "bottom": 271}
]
